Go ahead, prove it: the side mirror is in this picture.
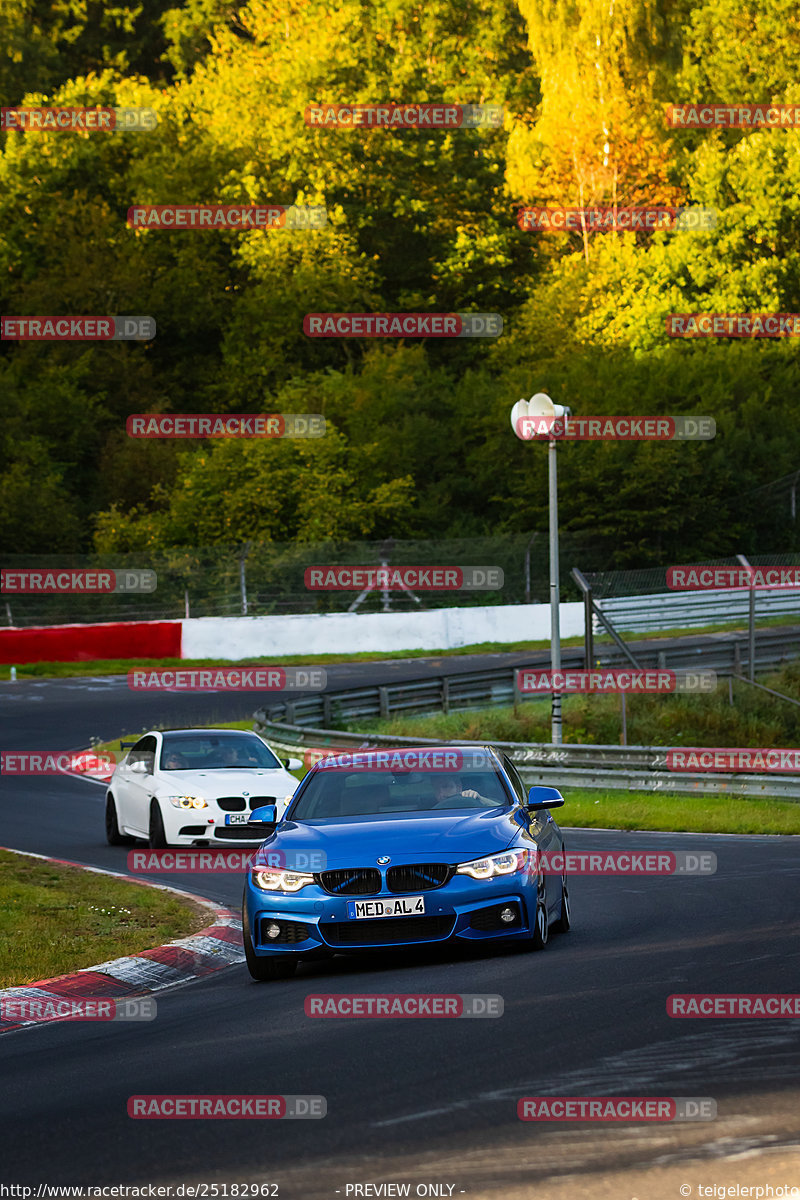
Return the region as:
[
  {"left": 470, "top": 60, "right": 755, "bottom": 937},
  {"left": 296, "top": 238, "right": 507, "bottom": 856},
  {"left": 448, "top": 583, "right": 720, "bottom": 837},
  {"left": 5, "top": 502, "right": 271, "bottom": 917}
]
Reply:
[
  {"left": 526, "top": 785, "right": 564, "bottom": 810},
  {"left": 284, "top": 757, "right": 302, "bottom": 771},
  {"left": 129, "top": 760, "right": 149, "bottom": 775},
  {"left": 249, "top": 804, "right": 278, "bottom": 825}
]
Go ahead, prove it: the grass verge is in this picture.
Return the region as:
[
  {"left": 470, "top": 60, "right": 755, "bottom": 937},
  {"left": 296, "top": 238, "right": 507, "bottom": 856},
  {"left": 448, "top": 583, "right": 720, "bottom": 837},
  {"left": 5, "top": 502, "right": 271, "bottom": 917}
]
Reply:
[
  {"left": 559, "top": 788, "right": 800, "bottom": 835},
  {"left": 0, "top": 641, "right": 579, "bottom": 680},
  {"left": 0, "top": 849, "right": 210, "bottom": 988},
  {"left": 343, "top": 663, "right": 800, "bottom": 751}
]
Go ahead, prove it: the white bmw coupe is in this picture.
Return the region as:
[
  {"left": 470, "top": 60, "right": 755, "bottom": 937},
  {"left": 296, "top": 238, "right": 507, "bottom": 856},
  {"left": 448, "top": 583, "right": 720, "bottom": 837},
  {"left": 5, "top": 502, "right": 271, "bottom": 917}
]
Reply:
[{"left": 105, "top": 728, "right": 302, "bottom": 849}]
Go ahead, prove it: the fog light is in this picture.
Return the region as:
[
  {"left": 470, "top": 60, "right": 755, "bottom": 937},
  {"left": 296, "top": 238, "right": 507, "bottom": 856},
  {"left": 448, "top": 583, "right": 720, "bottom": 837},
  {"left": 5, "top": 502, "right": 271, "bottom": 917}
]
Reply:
[
  {"left": 500, "top": 907, "right": 516, "bottom": 923},
  {"left": 265, "top": 922, "right": 281, "bottom": 940}
]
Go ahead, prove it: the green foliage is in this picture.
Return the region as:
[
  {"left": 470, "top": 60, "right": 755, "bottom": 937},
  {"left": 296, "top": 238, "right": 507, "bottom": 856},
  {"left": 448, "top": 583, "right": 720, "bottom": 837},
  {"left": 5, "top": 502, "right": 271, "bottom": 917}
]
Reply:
[{"left": 2, "top": 0, "right": 800, "bottom": 563}]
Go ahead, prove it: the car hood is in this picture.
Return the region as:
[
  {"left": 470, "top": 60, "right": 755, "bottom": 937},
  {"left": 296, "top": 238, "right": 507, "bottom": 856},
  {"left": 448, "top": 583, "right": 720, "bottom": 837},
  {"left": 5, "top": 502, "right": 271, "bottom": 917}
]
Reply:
[
  {"left": 255, "top": 809, "right": 520, "bottom": 869},
  {"left": 154, "top": 768, "right": 294, "bottom": 799}
]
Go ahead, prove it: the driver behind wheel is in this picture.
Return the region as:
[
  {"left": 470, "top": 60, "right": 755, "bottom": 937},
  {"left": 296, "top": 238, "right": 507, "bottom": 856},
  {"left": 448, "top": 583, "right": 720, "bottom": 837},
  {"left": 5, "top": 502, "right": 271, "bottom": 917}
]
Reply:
[
  {"left": 164, "top": 750, "right": 188, "bottom": 770},
  {"left": 431, "top": 773, "right": 494, "bottom": 808}
]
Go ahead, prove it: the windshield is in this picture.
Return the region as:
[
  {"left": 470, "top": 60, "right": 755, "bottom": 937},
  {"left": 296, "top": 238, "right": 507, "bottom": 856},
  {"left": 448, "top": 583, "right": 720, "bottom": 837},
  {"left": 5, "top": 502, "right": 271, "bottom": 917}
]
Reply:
[
  {"left": 290, "top": 766, "right": 512, "bottom": 820},
  {"left": 159, "top": 733, "right": 282, "bottom": 772}
]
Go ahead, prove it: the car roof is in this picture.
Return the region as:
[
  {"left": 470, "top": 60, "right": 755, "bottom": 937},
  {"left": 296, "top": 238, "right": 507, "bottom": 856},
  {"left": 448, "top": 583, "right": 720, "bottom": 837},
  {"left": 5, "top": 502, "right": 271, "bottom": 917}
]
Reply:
[
  {"left": 150, "top": 728, "right": 263, "bottom": 736},
  {"left": 309, "top": 744, "right": 502, "bottom": 770}
]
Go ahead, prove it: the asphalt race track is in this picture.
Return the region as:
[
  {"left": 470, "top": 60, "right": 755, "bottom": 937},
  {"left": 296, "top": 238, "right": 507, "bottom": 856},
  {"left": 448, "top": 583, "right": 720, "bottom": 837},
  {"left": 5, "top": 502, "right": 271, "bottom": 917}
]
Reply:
[{"left": 2, "top": 665, "right": 800, "bottom": 1198}]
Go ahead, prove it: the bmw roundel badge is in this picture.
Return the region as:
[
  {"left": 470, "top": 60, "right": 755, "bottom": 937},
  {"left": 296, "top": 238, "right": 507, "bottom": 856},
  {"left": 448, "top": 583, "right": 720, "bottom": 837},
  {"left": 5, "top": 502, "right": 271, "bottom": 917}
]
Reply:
[{"left": 377, "top": 856, "right": 391, "bottom": 865}]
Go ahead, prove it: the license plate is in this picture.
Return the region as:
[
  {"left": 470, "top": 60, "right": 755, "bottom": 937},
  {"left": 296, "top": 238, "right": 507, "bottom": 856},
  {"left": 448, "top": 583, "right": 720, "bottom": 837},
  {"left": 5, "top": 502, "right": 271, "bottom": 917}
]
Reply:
[
  {"left": 225, "top": 813, "right": 251, "bottom": 825},
  {"left": 347, "top": 896, "right": 425, "bottom": 919}
]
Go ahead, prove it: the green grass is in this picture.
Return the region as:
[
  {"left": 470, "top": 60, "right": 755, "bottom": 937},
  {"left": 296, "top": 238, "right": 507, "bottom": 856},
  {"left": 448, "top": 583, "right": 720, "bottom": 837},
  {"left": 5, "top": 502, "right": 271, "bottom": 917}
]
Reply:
[
  {"left": 560, "top": 787, "right": 800, "bottom": 834},
  {"left": 0, "top": 643, "right": 571, "bottom": 679},
  {"left": 343, "top": 661, "right": 800, "bottom": 750},
  {"left": 0, "top": 849, "right": 209, "bottom": 987}
]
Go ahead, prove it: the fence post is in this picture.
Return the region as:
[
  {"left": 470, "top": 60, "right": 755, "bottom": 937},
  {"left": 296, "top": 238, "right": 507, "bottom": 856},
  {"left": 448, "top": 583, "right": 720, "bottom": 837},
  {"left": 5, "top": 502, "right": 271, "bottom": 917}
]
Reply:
[
  {"left": 239, "top": 541, "right": 251, "bottom": 615},
  {"left": 379, "top": 686, "right": 390, "bottom": 720},
  {"left": 570, "top": 568, "right": 595, "bottom": 669},
  {"left": 736, "top": 554, "right": 756, "bottom": 681},
  {"left": 442, "top": 677, "right": 450, "bottom": 714},
  {"left": 584, "top": 586, "right": 594, "bottom": 668}
]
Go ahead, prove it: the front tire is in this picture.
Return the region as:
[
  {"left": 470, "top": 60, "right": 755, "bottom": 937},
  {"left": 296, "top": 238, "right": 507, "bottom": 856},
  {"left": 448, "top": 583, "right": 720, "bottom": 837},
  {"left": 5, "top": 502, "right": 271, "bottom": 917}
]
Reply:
[
  {"left": 242, "top": 903, "right": 298, "bottom": 981},
  {"left": 148, "top": 800, "right": 169, "bottom": 849},
  {"left": 105, "top": 795, "right": 133, "bottom": 846},
  {"left": 552, "top": 879, "right": 571, "bottom": 934},
  {"left": 531, "top": 896, "right": 549, "bottom": 949}
]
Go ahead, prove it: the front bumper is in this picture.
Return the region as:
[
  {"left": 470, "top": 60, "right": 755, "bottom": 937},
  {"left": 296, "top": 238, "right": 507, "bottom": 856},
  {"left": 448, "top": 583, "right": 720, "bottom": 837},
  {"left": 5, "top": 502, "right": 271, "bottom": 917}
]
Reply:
[
  {"left": 243, "top": 872, "right": 539, "bottom": 957},
  {"left": 163, "top": 812, "right": 265, "bottom": 847}
]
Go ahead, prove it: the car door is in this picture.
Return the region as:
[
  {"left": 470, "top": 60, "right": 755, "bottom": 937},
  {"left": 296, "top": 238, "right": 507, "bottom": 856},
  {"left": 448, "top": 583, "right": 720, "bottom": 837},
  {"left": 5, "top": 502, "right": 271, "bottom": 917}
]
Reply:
[{"left": 121, "top": 735, "right": 158, "bottom": 835}]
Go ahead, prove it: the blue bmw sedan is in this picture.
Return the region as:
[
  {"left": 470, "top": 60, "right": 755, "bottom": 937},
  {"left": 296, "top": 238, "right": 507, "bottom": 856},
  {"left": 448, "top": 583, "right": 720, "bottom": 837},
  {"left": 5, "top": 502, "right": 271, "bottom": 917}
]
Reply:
[{"left": 241, "top": 745, "right": 570, "bottom": 980}]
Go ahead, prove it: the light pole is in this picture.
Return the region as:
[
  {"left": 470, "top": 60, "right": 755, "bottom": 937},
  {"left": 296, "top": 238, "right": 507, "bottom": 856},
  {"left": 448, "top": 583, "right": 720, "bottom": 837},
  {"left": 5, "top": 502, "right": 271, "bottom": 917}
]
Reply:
[{"left": 511, "top": 393, "right": 572, "bottom": 745}]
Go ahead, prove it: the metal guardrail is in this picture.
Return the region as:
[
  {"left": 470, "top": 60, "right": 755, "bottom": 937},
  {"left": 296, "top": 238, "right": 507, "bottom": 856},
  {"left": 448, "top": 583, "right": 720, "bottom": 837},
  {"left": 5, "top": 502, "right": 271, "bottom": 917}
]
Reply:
[
  {"left": 252, "top": 626, "right": 800, "bottom": 798},
  {"left": 254, "top": 627, "right": 800, "bottom": 731},
  {"left": 257, "top": 668, "right": 528, "bottom": 727},
  {"left": 513, "top": 765, "right": 800, "bottom": 799},
  {"left": 596, "top": 590, "right": 800, "bottom": 634},
  {"left": 256, "top": 722, "right": 800, "bottom": 800}
]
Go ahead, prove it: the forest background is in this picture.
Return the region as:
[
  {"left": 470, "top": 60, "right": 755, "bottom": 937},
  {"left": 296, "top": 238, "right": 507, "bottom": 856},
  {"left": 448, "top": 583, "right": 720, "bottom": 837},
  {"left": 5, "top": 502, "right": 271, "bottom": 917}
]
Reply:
[{"left": 2, "top": 0, "right": 799, "bottom": 577}]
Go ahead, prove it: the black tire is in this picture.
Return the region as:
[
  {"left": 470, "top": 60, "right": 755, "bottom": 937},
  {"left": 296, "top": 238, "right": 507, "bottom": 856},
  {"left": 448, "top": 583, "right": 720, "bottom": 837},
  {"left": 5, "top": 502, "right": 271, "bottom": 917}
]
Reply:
[
  {"left": 529, "top": 893, "right": 549, "bottom": 951},
  {"left": 148, "top": 800, "right": 169, "bottom": 849},
  {"left": 552, "top": 878, "right": 571, "bottom": 934},
  {"left": 105, "top": 795, "right": 132, "bottom": 846},
  {"left": 242, "top": 903, "right": 298, "bottom": 982}
]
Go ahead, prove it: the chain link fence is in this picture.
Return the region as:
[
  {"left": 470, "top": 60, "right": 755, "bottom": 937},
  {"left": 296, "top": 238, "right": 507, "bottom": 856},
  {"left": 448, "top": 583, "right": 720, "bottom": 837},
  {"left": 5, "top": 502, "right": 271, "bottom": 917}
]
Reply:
[{"left": 0, "top": 533, "right": 608, "bottom": 627}]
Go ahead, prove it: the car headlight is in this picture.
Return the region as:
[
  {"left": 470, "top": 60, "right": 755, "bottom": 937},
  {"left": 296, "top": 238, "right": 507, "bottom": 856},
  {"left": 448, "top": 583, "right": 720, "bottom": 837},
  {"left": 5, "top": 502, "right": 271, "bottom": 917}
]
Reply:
[
  {"left": 251, "top": 869, "right": 315, "bottom": 893},
  {"left": 456, "top": 849, "right": 533, "bottom": 880},
  {"left": 167, "top": 795, "right": 208, "bottom": 809}
]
